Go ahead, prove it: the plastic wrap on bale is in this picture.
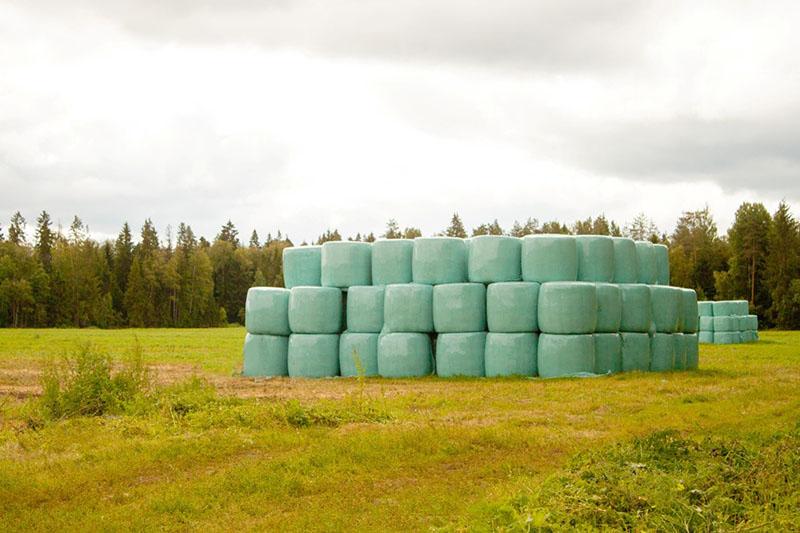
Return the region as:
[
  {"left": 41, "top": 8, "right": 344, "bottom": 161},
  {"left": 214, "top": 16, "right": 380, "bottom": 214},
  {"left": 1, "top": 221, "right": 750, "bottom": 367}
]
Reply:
[
  {"left": 372, "top": 239, "right": 413, "bottom": 285},
  {"left": 595, "top": 283, "right": 622, "bottom": 333},
  {"left": 435, "top": 332, "right": 486, "bottom": 377},
  {"left": 621, "top": 332, "right": 650, "bottom": 372},
  {"left": 538, "top": 334, "right": 595, "bottom": 378},
  {"left": 412, "top": 237, "right": 467, "bottom": 285},
  {"left": 653, "top": 244, "right": 670, "bottom": 285},
  {"left": 377, "top": 333, "right": 433, "bottom": 377},
  {"left": 486, "top": 281, "right": 539, "bottom": 333},
  {"left": 521, "top": 234, "right": 578, "bottom": 282},
  {"left": 288, "top": 334, "right": 340, "bottom": 377},
  {"left": 484, "top": 333, "right": 538, "bottom": 377},
  {"left": 576, "top": 235, "right": 614, "bottom": 282},
  {"left": 635, "top": 241, "right": 657, "bottom": 284},
  {"left": 282, "top": 246, "right": 321, "bottom": 288},
  {"left": 649, "top": 333, "right": 674, "bottom": 372},
  {"left": 537, "top": 282, "right": 597, "bottom": 334},
  {"left": 288, "top": 287, "right": 342, "bottom": 334},
  {"left": 619, "top": 284, "right": 652, "bottom": 333},
  {"left": 321, "top": 241, "right": 372, "bottom": 288},
  {"left": 649, "top": 286, "right": 681, "bottom": 333},
  {"left": 245, "top": 287, "right": 290, "bottom": 336},
  {"left": 346, "top": 285, "right": 384, "bottom": 333},
  {"left": 612, "top": 237, "right": 639, "bottom": 283},
  {"left": 467, "top": 235, "right": 521, "bottom": 283},
  {"left": 432, "top": 283, "right": 486, "bottom": 333},
  {"left": 383, "top": 283, "right": 433, "bottom": 333},
  {"left": 339, "top": 332, "right": 379, "bottom": 377},
  {"left": 594, "top": 333, "right": 622, "bottom": 374},
  {"left": 243, "top": 334, "right": 289, "bottom": 377}
]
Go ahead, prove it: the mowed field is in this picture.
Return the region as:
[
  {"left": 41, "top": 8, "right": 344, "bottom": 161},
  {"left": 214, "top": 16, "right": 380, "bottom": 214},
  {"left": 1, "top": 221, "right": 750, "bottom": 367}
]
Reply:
[{"left": 1, "top": 328, "right": 799, "bottom": 531}]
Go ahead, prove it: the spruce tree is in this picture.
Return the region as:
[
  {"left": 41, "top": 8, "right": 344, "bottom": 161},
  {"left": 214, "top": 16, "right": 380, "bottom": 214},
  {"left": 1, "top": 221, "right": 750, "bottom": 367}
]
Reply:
[
  {"left": 444, "top": 213, "right": 467, "bottom": 238},
  {"left": 217, "top": 220, "right": 240, "bottom": 246},
  {"left": 8, "top": 212, "right": 26, "bottom": 245},
  {"left": 34, "top": 211, "right": 55, "bottom": 271},
  {"left": 113, "top": 223, "right": 134, "bottom": 318},
  {"left": 765, "top": 202, "right": 800, "bottom": 327},
  {"left": 723, "top": 202, "right": 771, "bottom": 311},
  {"left": 383, "top": 219, "right": 402, "bottom": 239},
  {"left": 249, "top": 230, "right": 260, "bottom": 249}
]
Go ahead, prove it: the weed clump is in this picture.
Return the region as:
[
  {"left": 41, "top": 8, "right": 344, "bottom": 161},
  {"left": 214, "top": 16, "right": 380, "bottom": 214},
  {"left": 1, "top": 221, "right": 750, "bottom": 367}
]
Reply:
[
  {"left": 488, "top": 426, "right": 800, "bottom": 531},
  {"left": 38, "top": 343, "right": 150, "bottom": 421}
]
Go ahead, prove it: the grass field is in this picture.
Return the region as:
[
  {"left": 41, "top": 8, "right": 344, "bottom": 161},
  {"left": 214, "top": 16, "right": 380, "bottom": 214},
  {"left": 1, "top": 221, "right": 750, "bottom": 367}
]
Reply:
[{"left": 1, "top": 328, "right": 799, "bottom": 531}]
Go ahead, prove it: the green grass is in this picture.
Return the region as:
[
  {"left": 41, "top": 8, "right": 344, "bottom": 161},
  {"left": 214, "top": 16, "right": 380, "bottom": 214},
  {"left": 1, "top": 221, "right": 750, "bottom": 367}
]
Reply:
[{"left": 0, "top": 329, "right": 799, "bottom": 531}]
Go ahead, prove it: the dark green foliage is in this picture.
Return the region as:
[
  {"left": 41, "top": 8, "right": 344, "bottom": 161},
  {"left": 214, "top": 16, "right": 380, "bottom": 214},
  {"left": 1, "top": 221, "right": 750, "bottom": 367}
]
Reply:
[{"left": 489, "top": 426, "right": 800, "bottom": 531}]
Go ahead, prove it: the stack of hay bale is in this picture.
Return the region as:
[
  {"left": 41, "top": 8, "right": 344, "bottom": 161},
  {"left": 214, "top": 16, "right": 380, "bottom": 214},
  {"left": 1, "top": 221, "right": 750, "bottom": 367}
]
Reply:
[
  {"left": 243, "top": 234, "right": 701, "bottom": 378},
  {"left": 697, "top": 300, "right": 759, "bottom": 344}
]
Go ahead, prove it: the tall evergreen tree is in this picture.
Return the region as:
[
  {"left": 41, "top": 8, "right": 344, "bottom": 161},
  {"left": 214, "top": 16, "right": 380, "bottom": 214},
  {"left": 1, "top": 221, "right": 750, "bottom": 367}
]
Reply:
[
  {"left": 765, "top": 202, "right": 800, "bottom": 327},
  {"left": 624, "top": 213, "right": 659, "bottom": 241},
  {"left": 217, "top": 220, "right": 240, "bottom": 246},
  {"left": 8, "top": 212, "right": 26, "bottom": 245},
  {"left": 721, "top": 202, "right": 771, "bottom": 311},
  {"left": 112, "top": 223, "right": 134, "bottom": 318},
  {"left": 249, "top": 230, "right": 260, "bottom": 249},
  {"left": 402, "top": 227, "right": 421, "bottom": 239},
  {"left": 125, "top": 220, "right": 164, "bottom": 327},
  {"left": 444, "top": 213, "right": 467, "bottom": 238},
  {"left": 472, "top": 219, "right": 503, "bottom": 236},
  {"left": 383, "top": 219, "right": 402, "bottom": 239},
  {"left": 670, "top": 207, "right": 728, "bottom": 297},
  {"left": 34, "top": 211, "right": 55, "bottom": 271},
  {"left": 540, "top": 220, "right": 570, "bottom": 234}
]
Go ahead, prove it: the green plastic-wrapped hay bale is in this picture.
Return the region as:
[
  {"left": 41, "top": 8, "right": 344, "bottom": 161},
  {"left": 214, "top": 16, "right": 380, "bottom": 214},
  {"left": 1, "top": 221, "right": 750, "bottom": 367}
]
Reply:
[
  {"left": 412, "top": 237, "right": 467, "bottom": 285},
  {"left": 730, "top": 300, "right": 749, "bottom": 315},
  {"left": 653, "top": 244, "right": 670, "bottom": 285},
  {"left": 377, "top": 333, "right": 433, "bottom": 377},
  {"left": 521, "top": 234, "right": 578, "bottom": 282},
  {"left": 712, "top": 316, "right": 737, "bottom": 332},
  {"left": 713, "top": 331, "right": 740, "bottom": 344},
  {"left": 371, "top": 239, "right": 413, "bottom": 285},
  {"left": 621, "top": 332, "right": 651, "bottom": 372},
  {"left": 685, "top": 334, "right": 699, "bottom": 369},
  {"left": 484, "top": 333, "right": 538, "bottom": 377},
  {"left": 339, "top": 332, "right": 379, "bottom": 377},
  {"left": 433, "top": 283, "right": 486, "bottom": 333},
  {"left": 649, "top": 333, "right": 674, "bottom": 372},
  {"left": 672, "top": 333, "right": 687, "bottom": 370},
  {"left": 742, "top": 330, "right": 758, "bottom": 343},
  {"left": 435, "top": 332, "right": 486, "bottom": 377},
  {"left": 486, "top": 282, "right": 539, "bottom": 333},
  {"left": 538, "top": 334, "right": 595, "bottom": 378},
  {"left": 618, "top": 284, "right": 652, "bottom": 333},
  {"left": 699, "top": 316, "right": 714, "bottom": 331},
  {"left": 321, "top": 241, "right": 372, "bottom": 288},
  {"left": 383, "top": 283, "right": 433, "bottom": 333},
  {"left": 538, "top": 282, "right": 597, "bottom": 334},
  {"left": 468, "top": 235, "right": 521, "bottom": 283},
  {"left": 595, "top": 283, "right": 622, "bottom": 333},
  {"left": 649, "top": 286, "right": 680, "bottom": 333},
  {"left": 243, "top": 333, "right": 289, "bottom": 377},
  {"left": 745, "top": 314, "right": 759, "bottom": 331},
  {"left": 288, "top": 287, "right": 342, "bottom": 334},
  {"left": 287, "top": 334, "right": 340, "bottom": 377},
  {"left": 245, "top": 287, "right": 290, "bottom": 335},
  {"left": 345, "top": 285, "right": 384, "bottom": 333},
  {"left": 698, "top": 301, "right": 713, "bottom": 316},
  {"left": 612, "top": 237, "right": 639, "bottom": 283},
  {"left": 594, "top": 333, "right": 622, "bottom": 374},
  {"left": 680, "top": 288, "right": 699, "bottom": 333},
  {"left": 635, "top": 241, "right": 657, "bottom": 284},
  {"left": 282, "top": 246, "right": 321, "bottom": 288},
  {"left": 699, "top": 331, "right": 714, "bottom": 344},
  {"left": 576, "top": 235, "right": 614, "bottom": 282}
]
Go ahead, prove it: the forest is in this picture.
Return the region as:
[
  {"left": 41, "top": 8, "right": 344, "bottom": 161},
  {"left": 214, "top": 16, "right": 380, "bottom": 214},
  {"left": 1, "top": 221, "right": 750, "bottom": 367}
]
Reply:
[{"left": 1, "top": 202, "right": 798, "bottom": 329}]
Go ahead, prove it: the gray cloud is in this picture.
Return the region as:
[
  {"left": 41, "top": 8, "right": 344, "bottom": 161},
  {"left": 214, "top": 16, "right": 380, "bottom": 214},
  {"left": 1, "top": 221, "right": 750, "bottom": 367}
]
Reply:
[{"left": 23, "top": 0, "right": 655, "bottom": 71}]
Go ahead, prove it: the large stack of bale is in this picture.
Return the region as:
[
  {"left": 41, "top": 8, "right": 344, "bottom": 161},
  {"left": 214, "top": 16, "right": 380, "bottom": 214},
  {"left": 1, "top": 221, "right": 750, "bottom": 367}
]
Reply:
[
  {"left": 697, "top": 300, "right": 759, "bottom": 344},
  {"left": 243, "top": 233, "right": 701, "bottom": 378}
]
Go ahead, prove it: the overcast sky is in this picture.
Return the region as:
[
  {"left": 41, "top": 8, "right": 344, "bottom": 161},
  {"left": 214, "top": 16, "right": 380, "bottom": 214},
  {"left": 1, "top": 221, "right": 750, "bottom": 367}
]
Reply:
[{"left": 3, "top": 0, "right": 799, "bottom": 244}]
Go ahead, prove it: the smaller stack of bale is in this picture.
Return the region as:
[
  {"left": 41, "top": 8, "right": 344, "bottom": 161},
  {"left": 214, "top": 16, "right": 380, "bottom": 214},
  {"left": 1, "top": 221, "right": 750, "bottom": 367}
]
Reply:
[
  {"left": 243, "top": 287, "right": 291, "bottom": 377},
  {"left": 697, "top": 299, "right": 759, "bottom": 344}
]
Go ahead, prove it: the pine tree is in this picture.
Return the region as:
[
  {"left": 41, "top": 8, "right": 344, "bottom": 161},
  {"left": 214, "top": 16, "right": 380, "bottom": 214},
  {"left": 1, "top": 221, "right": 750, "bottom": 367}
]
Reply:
[
  {"left": 402, "top": 227, "right": 421, "bottom": 239},
  {"left": 249, "top": 230, "right": 260, "bottom": 249},
  {"left": 624, "top": 213, "right": 659, "bottom": 241},
  {"left": 8, "top": 212, "right": 26, "bottom": 245},
  {"left": 217, "top": 220, "right": 240, "bottom": 246},
  {"left": 444, "top": 213, "right": 467, "bottom": 238},
  {"left": 765, "top": 202, "right": 800, "bottom": 327},
  {"left": 383, "top": 219, "right": 402, "bottom": 239},
  {"left": 670, "top": 207, "right": 727, "bottom": 297},
  {"left": 722, "top": 202, "right": 771, "bottom": 311},
  {"left": 34, "top": 211, "right": 55, "bottom": 271},
  {"left": 541, "top": 221, "right": 570, "bottom": 234},
  {"left": 113, "top": 223, "right": 134, "bottom": 318}
]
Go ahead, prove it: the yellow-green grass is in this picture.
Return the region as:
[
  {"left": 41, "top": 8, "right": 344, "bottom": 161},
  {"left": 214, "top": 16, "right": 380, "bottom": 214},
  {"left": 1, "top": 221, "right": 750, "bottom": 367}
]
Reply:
[{"left": 0, "top": 329, "right": 798, "bottom": 531}]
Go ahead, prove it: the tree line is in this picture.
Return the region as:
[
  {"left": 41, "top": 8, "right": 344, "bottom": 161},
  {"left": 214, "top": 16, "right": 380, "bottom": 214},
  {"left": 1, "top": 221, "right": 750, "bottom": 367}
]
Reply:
[{"left": 1, "top": 202, "right": 799, "bottom": 328}]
